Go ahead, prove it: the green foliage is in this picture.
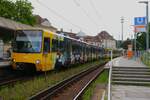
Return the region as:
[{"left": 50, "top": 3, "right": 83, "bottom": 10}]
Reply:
[
  {"left": 121, "top": 38, "right": 132, "bottom": 50},
  {"left": 82, "top": 70, "right": 108, "bottom": 100},
  {"left": 136, "top": 32, "right": 146, "bottom": 50},
  {"left": 0, "top": 0, "right": 15, "bottom": 19},
  {"left": 136, "top": 23, "right": 150, "bottom": 50},
  {"left": 121, "top": 23, "right": 150, "bottom": 50},
  {"left": 141, "top": 51, "right": 150, "bottom": 67},
  {"left": 0, "top": 0, "right": 36, "bottom": 25},
  {"left": 0, "top": 60, "right": 104, "bottom": 99}
]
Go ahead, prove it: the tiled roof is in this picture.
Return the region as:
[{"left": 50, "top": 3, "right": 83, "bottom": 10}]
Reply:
[
  {"left": 0, "top": 16, "right": 57, "bottom": 32},
  {"left": 0, "top": 17, "right": 33, "bottom": 30},
  {"left": 97, "top": 31, "right": 115, "bottom": 40},
  {"left": 35, "top": 15, "right": 57, "bottom": 31}
]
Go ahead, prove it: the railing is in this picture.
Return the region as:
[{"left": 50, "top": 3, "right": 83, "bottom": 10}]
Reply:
[{"left": 108, "top": 50, "right": 113, "bottom": 100}]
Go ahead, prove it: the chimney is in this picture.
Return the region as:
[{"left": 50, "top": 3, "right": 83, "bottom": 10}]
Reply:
[{"left": 60, "top": 28, "right": 63, "bottom": 32}]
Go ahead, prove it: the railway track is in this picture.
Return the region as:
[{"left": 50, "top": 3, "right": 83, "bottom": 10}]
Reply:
[
  {"left": 0, "top": 67, "right": 18, "bottom": 87},
  {"left": 0, "top": 67, "right": 37, "bottom": 87},
  {"left": 0, "top": 75, "right": 36, "bottom": 87},
  {"left": 0, "top": 62, "right": 106, "bottom": 88},
  {"left": 29, "top": 63, "right": 105, "bottom": 100}
]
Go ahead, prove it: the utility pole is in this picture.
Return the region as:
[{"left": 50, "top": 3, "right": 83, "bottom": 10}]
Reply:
[
  {"left": 131, "top": 34, "right": 133, "bottom": 48},
  {"left": 146, "top": 2, "right": 149, "bottom": 50},
  {"left": 139, "top": 1, "right": 149, "bottom": 50},
  {"left": 134, "top": 32, "right": 137, "bottom": 57},
  {"left": 121, "top": 17, "right": 124, "bottom": 43}
]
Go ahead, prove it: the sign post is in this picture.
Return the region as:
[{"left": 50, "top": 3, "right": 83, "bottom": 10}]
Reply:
[
  {"left": 108, "top": 50, "right": 113, "bottom": 100},
  {"left": 134, "top": 17, "right": 146, "bottom": 32},
  {"left": 134, "top": 17, "right": 146, "bottom": 58}
]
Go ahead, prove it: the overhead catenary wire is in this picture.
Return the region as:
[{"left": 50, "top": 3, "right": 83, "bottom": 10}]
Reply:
[
  {"left": 73, "top": 0, "right": 99, "bottom": 27},
  {"left": 88, "top": 0, "right": 109, "bottom": 32},
  {"left": 88, "top": 0, "right": 101, "bottom": 21},
  {"left": 36, "top": 0, "right": 88, "bottom": 31}
]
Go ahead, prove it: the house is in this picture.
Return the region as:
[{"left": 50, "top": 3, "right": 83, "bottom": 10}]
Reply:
[
  {"left": 35, "top": 15, "right": 57, "bottom": 32},
  {"left": 83, "top": 36, "right": 101, "bottom": 46},
  {"left": 96, "top": 31, "right": 116, "bottom": 49},
  {"left": 57, "top": 30, "right": 116, "bottom": 49}
]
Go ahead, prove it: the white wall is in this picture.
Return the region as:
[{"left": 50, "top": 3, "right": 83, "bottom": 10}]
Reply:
[{"left": 102, "top": 39, "right": 116, "bottom": 49}]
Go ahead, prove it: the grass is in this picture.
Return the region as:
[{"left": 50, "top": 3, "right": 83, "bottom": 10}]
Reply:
[
  {"left": 0, "top": 60, "right": 108, "bottom": 100},
  {"left": 82, "top": 70, "right": 109, "bottom": 100},
  {"left": 141, "top": 52, "right": 150, "bottom": 67}
]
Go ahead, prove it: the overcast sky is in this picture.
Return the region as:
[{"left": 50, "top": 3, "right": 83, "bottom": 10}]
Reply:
[{"left": 29, "top": 0, "right": 148, "bottom": 40}]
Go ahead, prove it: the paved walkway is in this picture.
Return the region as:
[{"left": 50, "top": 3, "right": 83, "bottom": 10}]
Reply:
[
  {"left": 111, "top": 57, "right": 150, "bottom": 100},
  {"left": 0, "top": 59, "right": 11, "bottom": 68},
  {"left": 112, "top": 57, "right": 146, "bottom": 67},
  {"left": 112, "top": 85, "right": 150, "bottom": 100}
]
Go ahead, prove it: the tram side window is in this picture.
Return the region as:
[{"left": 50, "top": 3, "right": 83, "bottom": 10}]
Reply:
[
  {"left": 52, "top": 39, "right": 58, "bottom": 52},
  {"left": 43, "top": 38, "right": 50, "bottom": 53},
  {"left": 58, "top": 41, "right": 65, "bottom": 52}
]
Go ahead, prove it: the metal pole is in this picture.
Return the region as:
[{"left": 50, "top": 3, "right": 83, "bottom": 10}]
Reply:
[
  {"left": 131, "top": 34, "right": 133, "bottom": 48},
  {"left": 108, "top": 50, "right": 113, "bottom": 100},
  {"left": 139, "top": 1, "right": 149, "bottom": 50},
  {"left": 111, "top": 50, "right": 113, "bottom": 61},
  {"left": 134, "top": 33, "right": 137, "bottom": 58},
  {"left": 146, "top": 3, "right": 149, "bottom": 50},
  {"left": 121, "top": 17, "right": 124, "bottom": 42}
]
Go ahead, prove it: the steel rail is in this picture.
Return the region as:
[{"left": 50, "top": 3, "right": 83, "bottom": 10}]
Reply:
[
  {"left": 29, "top": 63, "right": 106, "bottom": 100},
  {"left": 73, "top": 67, "right": 104, "bottom": 100}
]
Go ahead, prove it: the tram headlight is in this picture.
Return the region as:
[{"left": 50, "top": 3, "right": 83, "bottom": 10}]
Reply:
[
  {"left": 12, "top": 59, "right": 16, "bottom": 62},
  {"left": 35, "top": 60, "right": 40, "bottom": 64}
]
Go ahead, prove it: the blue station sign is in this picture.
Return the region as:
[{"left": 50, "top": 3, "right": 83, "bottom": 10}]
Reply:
[{"left": 134, "top": 17, "right": 146, "bottom": 26}]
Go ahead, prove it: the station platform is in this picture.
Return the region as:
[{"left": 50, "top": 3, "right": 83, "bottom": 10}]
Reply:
[
  {"left": 112, "top": 56, "right": 146, "bottom": 67},
  {"left": 0, "top": 59, "right": 11, "bottom": 68},
  {"left": 111, "top": 57, "right": 150, "bottom": 100}
]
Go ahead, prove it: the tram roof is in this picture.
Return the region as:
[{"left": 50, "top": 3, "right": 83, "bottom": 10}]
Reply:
[
  {"left": 0, "top": 17, "right": 34, "bottom": 30},
  {"left": 45, "top": 29, "right": 101, "bottom": 48},
  {"left": 0, "top": 17, "right": 57, "bottom": 32}
]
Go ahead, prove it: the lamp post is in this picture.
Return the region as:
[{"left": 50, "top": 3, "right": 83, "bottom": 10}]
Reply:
[
  {"left": 139, "top": 1, "right": 149, "bottom": 50},
  {"left": 121, "top": 17, "right": 124, "bottom": 42}
]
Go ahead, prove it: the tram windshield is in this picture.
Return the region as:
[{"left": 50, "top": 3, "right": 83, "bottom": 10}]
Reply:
[{"left": 13, "top": 30, "right": 42, "bottom": 53}]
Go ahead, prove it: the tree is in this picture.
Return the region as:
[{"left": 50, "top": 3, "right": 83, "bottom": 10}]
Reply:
[
  {"left": 0, "top": 0, "right": 15, "bottom": 19},
  {"left": 136, "top": 32, "right": 146, "bottom": 50},
  {"left": 14, "top": 0, "right": 36, "bottom": 25},
  {"left": 121, "top": 38, "right": 132, "bottom": 50},
  {"left": 136, "top": 23, "right": 150, "bottom": 50},
  {"left": 0, "top": 0, "right": 36, "bottom": 25}
]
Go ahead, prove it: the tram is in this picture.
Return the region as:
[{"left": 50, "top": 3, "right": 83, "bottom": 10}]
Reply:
[{"left": 11, "top": 29, "right": 102, "bottom": 72}]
